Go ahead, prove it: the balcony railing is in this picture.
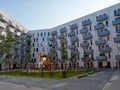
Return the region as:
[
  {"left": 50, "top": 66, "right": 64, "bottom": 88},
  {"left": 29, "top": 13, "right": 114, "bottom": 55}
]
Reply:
[
  {"left": 60, "top": 39, "right": 67, "bottom": 44},
  {"left": 0, "top": 14, "right": 7, "bottom": 22},
  {"left": 69, "top": 44, "right": 76, "bottom": 49},
  {"left": 114, "top": 9, "right": 120, "bottom": 16},
  {"left": 58, "top": 34, "right": 65, "bottom": 39},
  {"left": 52, "top": 41, "right": 57, "bottom": 46},
  {"left": 96, "top": 14, "right": 108, "bottom": 22},
  {"left": 68, "top": 31, "right": 75, "bottom": 37},
  {"left": 96, "top": 56, "right": 107, "bottom": 61},
  {"left": 51, "top": 31, "right": 57, "bottom": 36},
  {"left": 81, "top": 57, "right": 91, "bottom": 61},
  {"left": 114, "top": 35, "right": 120, "bottom": 42},
  {"left": 115, "top": 55, "right": 120, "bottom": 60},
  {"left": 50, "top": 37, "right": 55, "bottom": 41},
  {"left": 113, "top": 17, "right": 120, "bottom": 25},
  {"left": 83, "top": 34, "right": 92, "bottom": 40},
  {"left": 0, "top": 21, "right": 6, "bottom": 29},
  {"left": 100, "top": 47, "right": 111, "bottom": 53},
  {"left": 84, "top": 49, "right": 93, "bottom": 54},
  {"left": 80, "top": 42, "right": 89, "bottom": 47},
  {"left": 94, "top": 23, "right": 105, "bottom": 30},
  {"left": 95, "top": 39, "right": 106, "bottom": 45},
  {"left": 60, "top": 27, "right": 67, "bottom": 33},
  {"left": 82, "top": 19, "right": 91, "bottom": 26},
  {"left": 98, "top": 29, "right": 110, "bottom": 37},
  {"left": 116, "top": 27, "right": 120, "bottom": 33},
  {"left": 70, "top": 37, "right": 79, "bottom": 42},
  {"left": 80, "top": 27, "right": 88, "bottom": 34},
  {"left": 70, "top": 23, "right": 78, "bottom": 30}
]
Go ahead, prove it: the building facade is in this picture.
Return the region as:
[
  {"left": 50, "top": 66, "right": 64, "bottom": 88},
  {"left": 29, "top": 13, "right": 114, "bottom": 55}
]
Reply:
[
  {"left": 0, "top": 9, "right": 29, "bottom": 70},
  {"left": 29, "top": 3, "right": 120, "bottom": 68}
]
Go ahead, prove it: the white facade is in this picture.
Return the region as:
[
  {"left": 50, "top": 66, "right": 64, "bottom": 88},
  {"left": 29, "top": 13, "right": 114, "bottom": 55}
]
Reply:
[{"left": 29, "top": 3, "right": 120, "bottom": 68}]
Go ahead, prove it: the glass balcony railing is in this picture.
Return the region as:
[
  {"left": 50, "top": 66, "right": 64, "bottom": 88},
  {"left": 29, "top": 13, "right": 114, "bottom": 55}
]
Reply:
[
  {"left": 80, "top": 27, "right": 88, "bottom": 34},
  {"left": 96, "top": 56, "right": 107, "bottom": 61},
  {"left": 94, "top": 23, "right": 105, "bottom": 30},
  {"left": 58, "top": 34, "right": 65, "bottom": 39},
  {"left": 114, "top": 35, "right": 120, "bottom": 42},
  {"left": 114, "top": 9, "right": 120, "bottom": 16},
  {"left": 96, "top": 14, "right": 108, "bottom": 22},
  {"left": 115, "top": 55, "right": 120, "bottom": 60},
  {"left": 50, "top": 37, "right": 55, "bottom": 41},
  {"left": 95, "top": 39, "right": 106, "bottom": 45},
  {"left": 98, "top": 30, "right": 110, "bottom": 37},
  {"left": 70, "top": 37, "right": 79, "bottom": 42},
  {"left": 60, "top": 27, "right": 67, "bottom": 33},
  {"left": 84, "top": 49, "right": 93, "bottom": 54},
  {"left": 69, "top": 44, "right": 76, "bottom": 49},
  {"left": 51, "top": 31, "right": 57, "bottom": 36},
  {"left": 81, "top": 57, "right": 91, "bottom": 61},
  {"left": 113, "top": 17, "right": 120, "bottom": 26},
  {"left": 60, "top": 39, "right": 67, "bottom": 44},
  {"left": 100, "top": 47, "right": 111, "bottom": 52},
  {"left": 82, "top": 19, "right": 91, "bottom": 26},
  {"left": 68, "top": 31, "right": 75, "bottom": 37},
  {"left": 70, "top": 23, "right": 78, "bottom": 30},
  {"left": 52, "top": 41, "right": 57, "bottom": 46},
  {"left": 80, "top": 42, "right": 89, "bottom": 47},
  {"left": 83, "top": 34, "right": 92, "bottom": 40}
]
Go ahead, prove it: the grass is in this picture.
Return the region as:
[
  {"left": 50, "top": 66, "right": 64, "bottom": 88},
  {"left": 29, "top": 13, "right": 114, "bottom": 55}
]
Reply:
[{"left": 0, "top": 69, "right": 95, "bottom": 79}]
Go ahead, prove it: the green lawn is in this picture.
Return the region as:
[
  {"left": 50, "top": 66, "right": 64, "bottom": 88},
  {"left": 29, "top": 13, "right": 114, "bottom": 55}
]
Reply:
[{"left": 0, "top": 69, "right": 95, "bottom": 79}]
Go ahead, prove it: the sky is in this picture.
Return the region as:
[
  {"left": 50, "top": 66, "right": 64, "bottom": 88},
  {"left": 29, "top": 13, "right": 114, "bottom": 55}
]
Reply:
[{"left": 0, "top": 0, "right": 119, "bottom": 30}]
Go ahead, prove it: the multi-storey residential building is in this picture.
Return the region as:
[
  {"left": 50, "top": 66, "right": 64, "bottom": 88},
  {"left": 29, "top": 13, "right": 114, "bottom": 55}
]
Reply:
[
  {"left": 0, "top": 9, "right": 29, "bottom": 70},
  {"left": 29, "top": 3, "right": 120, "bottom": 68}
]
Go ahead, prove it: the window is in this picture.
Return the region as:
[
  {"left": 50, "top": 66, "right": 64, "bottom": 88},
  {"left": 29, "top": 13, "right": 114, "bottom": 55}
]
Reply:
[
  {"left": 41, "top": 33, "right": 43, "bottom": 37},
  {"left": 33, "top": 43, "right": 34, "bottom": 47},
  {"left": 106, "top": 21, "right": 108, "bottom": 27},
  {"left": 42, "top": 37, "right": 45, "bottom": 41},
  {"left": 77, "top": 42, "right": 79, "bottom": 47},
  {"left": 44, "top": 32, "right": 46, "bottom": 36},
  {"left": 108, "top": 52, "right": 111, "bottom": 58},
  {"left": 36, "top": 38, "right": 38, "bottom": 42},
  {"left": 32, "top": 53, "right": 34, "bottom": 57},
  {"left": 34, "top": 38, "right": 35, "bottom": 42},
  {"left": 90, "top": 40, "right": 92, "bottom": 45},
  {"left": 37, "top": 43, "right": 39, "bottom": 47},
  {"left": 48, "top": 32, "right": 50, "bottom": 36},
  {"left": 77, "top": 29, "right": 78, "bottom": 34},
  {"left": 34, "top": 48, "right": 35, "bottom": 52},
  {"left": 107, "top": 36, "right": 109, "bottom": 41},
  {"left": 47, "top": 37, "right": 49, "bottom": 41},
  {"left": 36, "top": 48, "right": 38, "bottom": 52},
  {"left": 37, "top": 33, "right": 39, "bottom": 37},
  {"left": 90, "top": 26, "right": 92, "bottom": 31}
]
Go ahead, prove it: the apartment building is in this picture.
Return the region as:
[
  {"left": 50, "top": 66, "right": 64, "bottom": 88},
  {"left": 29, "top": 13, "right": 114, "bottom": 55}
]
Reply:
[
  {"left": 0, "top": 9, "right": 29, "bottom": 70},
  {"left": 29, "top": 3, "right": 120, "bottom": 68}
]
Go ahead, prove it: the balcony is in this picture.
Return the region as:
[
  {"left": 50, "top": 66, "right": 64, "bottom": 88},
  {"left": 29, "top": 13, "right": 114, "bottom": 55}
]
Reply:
[
  {"left": 115, "top": 55, "right": 120, "bottom": 60},
  {"left": 52, "top": 41, "right": 57, "bottom": 46},
  {"left": 84, "top": 49, "right": 93, "bottom": 54},
  {"left": 0, "top": 21, "right": 6, "bottom": 29},
  {"left": 0, "top": 14, "right": 6, "bottom": 22},
  {"left": 98, "top": 29, "right": 110, "bottom": 37},
  {"left": 100, "top": 47, "right": 111, "bottom": 53},
  {"left": 113, "top": 17, "right": 120, "bottom": 25},
  {"left": 60, "top": 39, "right": 67, "bottom": 44},
  {"left": 50, "top": 37, "right": 55, "bottom": 41},
  {"left": 81, "top": 57, "right": 91, "bottom": 61},
  {"left": 60, "top": 27, "right": 67, "bottom": 33},
  {"left": 58, "top": 34, "right": 65, "bottom": 39},
  {"left": 82, "top": 19, "right": 91, "bottom": 26},
  {"left": 69, "top": 44, "right": 76, "bottom": 49},
  {"left": 83, "top": 33, "right": 92, "bottom": 40},
  {"left": 96, "top": 56, "right": 107, "bottom": 61},
  {"left": 80, "top": 42, "right": 89, "bottom": 47},
  {"left": 50, "top": 48, "right": 55, "bottom": 52},
  {"left": 94, "top": 23, "right": 105, "bottom": 30},
  {"left": 70, "top": 23, "right": 78, "bottom": 30},
  {"left": 95, "top": 39, "right": 106, "bottom": 45},
  {"left": 96, "top": 14, "right": 108, "bottom": 22},
  {"left": 71, "top": 37, "right": 79, "bottom": 42},
  {"left": 116, "top": 27, "right": 120, "bottom": 33},
  {"left": 114, "top": 9, "right": 120, "bottom": 16},
  {"left": 80, "top": 27, "right": 88, "bottom": 34},
  {"left": 68, "top": 31, "right": 75, "bottom": 37},
  {"left": 114, "top": 34, "right": 120, "bottom": 42},
  {"left": 51, "top": 31, "right": 57, "bottom": 36}
]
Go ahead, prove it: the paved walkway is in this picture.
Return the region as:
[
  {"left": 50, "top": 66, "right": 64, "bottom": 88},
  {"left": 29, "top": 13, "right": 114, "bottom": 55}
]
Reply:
[{"left": 0, "top": 69, "right": 119, "bottom": 90}]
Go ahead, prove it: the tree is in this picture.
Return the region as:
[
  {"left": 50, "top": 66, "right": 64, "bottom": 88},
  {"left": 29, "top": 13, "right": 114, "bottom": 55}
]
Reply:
[
  {"left": 0, "top": 28, "right": 16, "bottom": 72},
  {"left": 61, "top": 42, "right": 68, "bottom": 78}
]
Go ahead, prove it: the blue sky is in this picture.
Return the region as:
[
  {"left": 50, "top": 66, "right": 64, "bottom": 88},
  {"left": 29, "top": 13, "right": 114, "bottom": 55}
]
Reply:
[{"left": 0, "top": 0, "right": 119, "bottom": 30}]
